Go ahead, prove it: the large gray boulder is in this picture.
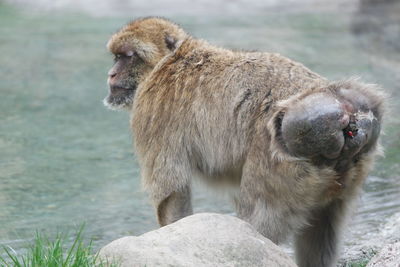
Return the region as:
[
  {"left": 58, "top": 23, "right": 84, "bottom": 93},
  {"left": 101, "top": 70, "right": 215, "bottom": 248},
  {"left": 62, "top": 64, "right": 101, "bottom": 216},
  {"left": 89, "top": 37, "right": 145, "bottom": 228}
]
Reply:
[
  {"left": 367, "top": 242, "right": 400, "bottom": 267},
  {"left": 99, "top": 213, "right": 297, "bottom": 267}
]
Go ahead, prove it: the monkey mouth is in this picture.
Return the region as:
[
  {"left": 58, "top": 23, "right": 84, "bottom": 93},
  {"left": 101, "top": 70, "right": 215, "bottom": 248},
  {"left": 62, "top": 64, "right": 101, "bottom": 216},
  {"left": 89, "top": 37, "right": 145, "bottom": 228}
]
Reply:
[
  {"left": 104, "top": 86, "right": 136, "bottom": 110},
  {"left": 110, "top": 85, "right": 135, "bottom": 95}
]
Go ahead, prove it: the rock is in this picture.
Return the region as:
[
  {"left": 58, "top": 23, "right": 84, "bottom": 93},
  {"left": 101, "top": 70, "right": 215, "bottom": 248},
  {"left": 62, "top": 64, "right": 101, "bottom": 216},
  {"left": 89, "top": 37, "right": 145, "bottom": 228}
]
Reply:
[
  {"left": 99, "top": 213, "right": 297, "bottom": 267},
  {"left": 367, "top": 242, "right": 400, "bottom": 267}
]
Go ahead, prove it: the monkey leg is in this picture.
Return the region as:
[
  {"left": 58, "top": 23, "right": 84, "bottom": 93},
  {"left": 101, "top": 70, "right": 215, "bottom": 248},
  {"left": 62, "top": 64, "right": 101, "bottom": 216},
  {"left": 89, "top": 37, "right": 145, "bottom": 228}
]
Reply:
[
  {"left": 294, "top": 199, "right": 348, "bottom": 267},
  {"left": 156, "top": 184, "right": 193, "bottom": 226},
  {"left": 236, "top": 159, "right": 310, "bottom": 244},
  {"left": 236, "top": 194, "right": 293, "bottom": 244},
  {"left": 281, "top": 86, "right": 381, "bottom": 168}
]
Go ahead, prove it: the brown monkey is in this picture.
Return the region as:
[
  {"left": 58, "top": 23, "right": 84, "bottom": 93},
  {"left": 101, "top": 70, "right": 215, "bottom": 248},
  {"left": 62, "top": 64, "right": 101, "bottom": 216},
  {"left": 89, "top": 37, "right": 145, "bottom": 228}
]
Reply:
[{"left": 104, "top": 17, "right": 384, "bottom": 267}]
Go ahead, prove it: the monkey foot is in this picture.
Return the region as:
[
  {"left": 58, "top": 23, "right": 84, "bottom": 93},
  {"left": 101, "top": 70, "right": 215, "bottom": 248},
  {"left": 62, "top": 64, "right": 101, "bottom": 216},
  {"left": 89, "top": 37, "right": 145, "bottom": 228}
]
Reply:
[{"left": 281, "top": 89, "right": 381, "bottom": 164}]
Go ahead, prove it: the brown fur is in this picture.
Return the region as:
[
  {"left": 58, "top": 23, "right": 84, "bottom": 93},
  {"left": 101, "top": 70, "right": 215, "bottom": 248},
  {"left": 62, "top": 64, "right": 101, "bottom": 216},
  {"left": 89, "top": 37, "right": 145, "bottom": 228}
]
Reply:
[{"left": 105, "top": 17, "right": 385, "bottom": 267}]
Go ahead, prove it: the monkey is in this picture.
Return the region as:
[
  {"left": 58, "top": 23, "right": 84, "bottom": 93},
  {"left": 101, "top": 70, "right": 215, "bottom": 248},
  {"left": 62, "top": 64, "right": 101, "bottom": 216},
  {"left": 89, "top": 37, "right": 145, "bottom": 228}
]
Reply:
[{"left": 103, "top": 17, "right": 385, "bottom": 267}]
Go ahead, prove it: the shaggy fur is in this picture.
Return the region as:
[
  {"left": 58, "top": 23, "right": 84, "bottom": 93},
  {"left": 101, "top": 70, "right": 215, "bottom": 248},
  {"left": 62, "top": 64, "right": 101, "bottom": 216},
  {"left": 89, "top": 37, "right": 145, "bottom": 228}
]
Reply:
[{"left": 104, "top": 17, "right": 385, "bottom": 267}]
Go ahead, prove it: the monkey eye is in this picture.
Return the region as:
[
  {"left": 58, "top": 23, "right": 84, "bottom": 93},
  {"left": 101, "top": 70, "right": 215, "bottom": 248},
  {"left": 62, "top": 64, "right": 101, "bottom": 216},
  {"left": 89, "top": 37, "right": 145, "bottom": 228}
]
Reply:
[{"left": 113, "top": 52, "right": 136, "bottom": 62}]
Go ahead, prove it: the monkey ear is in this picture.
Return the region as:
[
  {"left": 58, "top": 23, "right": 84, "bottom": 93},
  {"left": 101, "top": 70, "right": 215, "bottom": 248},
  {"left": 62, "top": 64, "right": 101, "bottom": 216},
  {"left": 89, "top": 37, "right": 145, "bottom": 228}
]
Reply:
[{"left": 164, "top": 35, "right": 178, "bottom": 51}]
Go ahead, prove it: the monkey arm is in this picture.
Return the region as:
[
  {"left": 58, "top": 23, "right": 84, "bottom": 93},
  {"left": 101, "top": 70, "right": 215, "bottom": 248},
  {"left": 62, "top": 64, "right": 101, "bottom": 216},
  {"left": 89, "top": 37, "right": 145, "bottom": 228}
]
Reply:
[
  {"left": 138, "top": 147, "right": 194, "bottom": 227},
  {"left": 156, "top": 184, "right": 193, "bottom": 226}
]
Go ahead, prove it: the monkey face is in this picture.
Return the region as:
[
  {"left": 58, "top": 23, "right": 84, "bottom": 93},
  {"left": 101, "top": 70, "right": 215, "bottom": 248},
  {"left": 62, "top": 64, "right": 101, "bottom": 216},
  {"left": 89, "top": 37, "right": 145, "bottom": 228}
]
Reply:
[
  {"left": 103, "top": 18, "right": 189, "bottom": 111},
  {"left": 103, "top": 49, "right": 145, "bottom": 110}
]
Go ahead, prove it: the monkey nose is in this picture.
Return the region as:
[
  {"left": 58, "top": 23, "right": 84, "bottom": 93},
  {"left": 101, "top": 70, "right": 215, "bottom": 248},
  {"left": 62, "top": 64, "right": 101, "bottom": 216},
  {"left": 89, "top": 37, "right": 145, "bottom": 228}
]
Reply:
[{"left": 108, "top": 70, "right": 117, "bottom": 78}]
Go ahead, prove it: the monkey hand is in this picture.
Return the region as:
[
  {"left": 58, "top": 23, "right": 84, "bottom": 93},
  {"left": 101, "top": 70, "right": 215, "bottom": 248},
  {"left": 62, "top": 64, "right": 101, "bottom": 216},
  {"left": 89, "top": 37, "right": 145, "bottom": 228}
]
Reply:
[{"left": 281, "top": 89, "right": 381, "bottom": 163}]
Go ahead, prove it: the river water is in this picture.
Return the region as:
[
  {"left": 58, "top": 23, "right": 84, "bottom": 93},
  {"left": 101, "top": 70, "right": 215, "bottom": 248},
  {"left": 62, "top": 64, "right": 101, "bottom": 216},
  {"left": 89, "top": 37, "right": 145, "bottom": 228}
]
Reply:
[{"left": 0, "top": 0, "right": 399, "bottom": 264}]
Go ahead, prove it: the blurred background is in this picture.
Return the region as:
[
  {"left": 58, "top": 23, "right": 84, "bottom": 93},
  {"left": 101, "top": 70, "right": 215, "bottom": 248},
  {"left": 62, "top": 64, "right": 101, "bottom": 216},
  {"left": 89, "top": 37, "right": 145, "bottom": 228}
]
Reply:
[{"left": 0, "top": 0, "right": 399, "bottom": 264}]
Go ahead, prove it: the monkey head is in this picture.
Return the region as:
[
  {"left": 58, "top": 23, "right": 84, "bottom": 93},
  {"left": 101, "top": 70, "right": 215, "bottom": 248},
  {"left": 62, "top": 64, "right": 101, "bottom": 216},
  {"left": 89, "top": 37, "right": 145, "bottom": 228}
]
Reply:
[{"left": 103, "top": 18, "right": 188, "bottom": 110}]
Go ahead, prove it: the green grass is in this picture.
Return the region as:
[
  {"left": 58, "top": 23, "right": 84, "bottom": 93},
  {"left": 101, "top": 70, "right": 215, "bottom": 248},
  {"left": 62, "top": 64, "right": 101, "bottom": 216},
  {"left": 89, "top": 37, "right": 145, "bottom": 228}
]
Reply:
[
  {"left": 0, "top": 227, "right": 118, "bottom": 267},
  {"left": 343, "top": 259, "right": 369, "bottom": 267}
]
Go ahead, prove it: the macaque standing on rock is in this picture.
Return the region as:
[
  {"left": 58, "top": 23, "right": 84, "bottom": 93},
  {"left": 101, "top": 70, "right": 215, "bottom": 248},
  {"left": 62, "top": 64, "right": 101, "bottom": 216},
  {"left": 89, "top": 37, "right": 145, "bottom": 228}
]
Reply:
[{"left": 104, "top": 17, "right": 385, "bottom": 267}]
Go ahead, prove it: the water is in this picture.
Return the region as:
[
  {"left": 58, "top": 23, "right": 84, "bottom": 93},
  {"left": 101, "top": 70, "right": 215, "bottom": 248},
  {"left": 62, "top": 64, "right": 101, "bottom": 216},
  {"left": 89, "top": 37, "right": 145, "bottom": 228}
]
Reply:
[{"left": 0, "top": 0, "right": 399, "bottom": 263}]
